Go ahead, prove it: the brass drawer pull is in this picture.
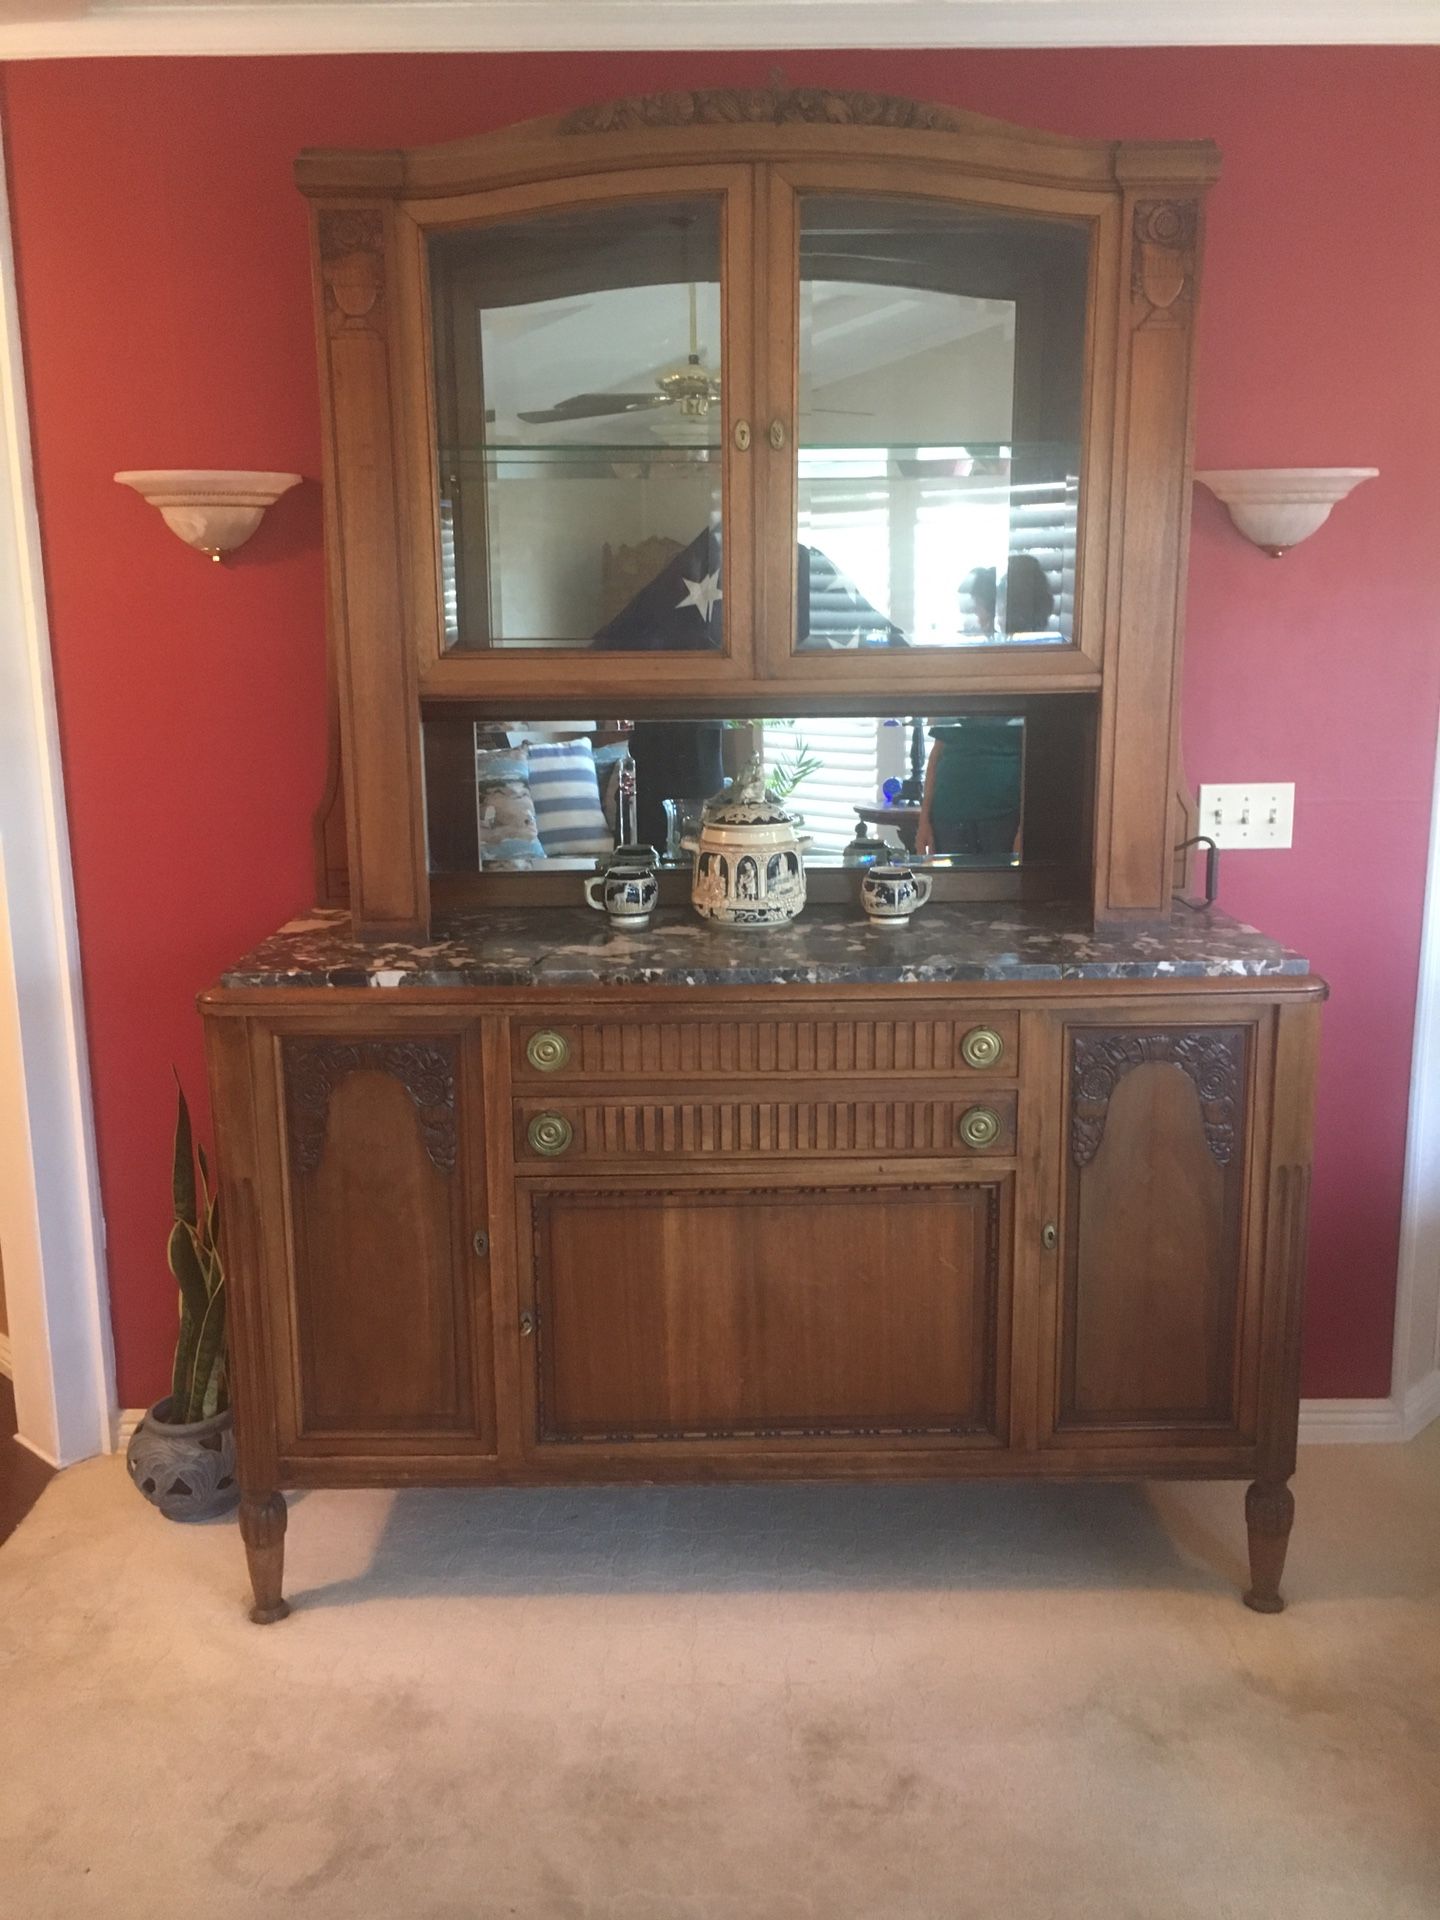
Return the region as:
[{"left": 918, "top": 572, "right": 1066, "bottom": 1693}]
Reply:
[
  {"left": 527, "top": 1112, "right": 574, "bottom": 1157},
  {"left": 961, "top": 1025, "right": 1005, "bottom": 1070},
  {"left": 958, "top": 1105, "right": 1002, "bottom": 1150},
  {"left": 525, "top": 1029, "right": 571, "bottom": 1073}
]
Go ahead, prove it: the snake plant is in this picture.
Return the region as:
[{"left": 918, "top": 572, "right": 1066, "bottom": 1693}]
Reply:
[{"left": 167, "top": 1081, "right": 228, "bottom": 1425}]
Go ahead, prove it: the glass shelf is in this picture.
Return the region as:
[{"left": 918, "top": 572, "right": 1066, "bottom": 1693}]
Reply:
[
  {"left": 439, "top": 440, "right": 1078, "bottom": 460},
  {"left": 441, "top": 443, "right": 722, "bottom": 458}
]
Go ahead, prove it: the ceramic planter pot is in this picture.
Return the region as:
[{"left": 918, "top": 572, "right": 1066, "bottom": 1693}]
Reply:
[{"left": 126, "top": 1399, "right": 239, "bottom": 1522}]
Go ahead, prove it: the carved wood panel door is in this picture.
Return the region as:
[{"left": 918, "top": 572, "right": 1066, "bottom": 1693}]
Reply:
[
  {"left": 1039, "top": 1012, "right": 1271, "bottom": 1453},
  {"left": 515, "top": 1172, "right": 1012, "bottom": 1457},
  {"left": 259, "top": 1018, "right": 497, "bottom": 1460}
]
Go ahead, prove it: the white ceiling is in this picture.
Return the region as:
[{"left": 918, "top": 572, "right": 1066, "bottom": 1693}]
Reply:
[{"left": 0, "top": 0, "right": 1434, "bottom": 60}]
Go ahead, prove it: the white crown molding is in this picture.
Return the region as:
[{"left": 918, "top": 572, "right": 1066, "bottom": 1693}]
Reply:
[{"left": 0, "top": 1, "right": 1436, "bottom": 61}]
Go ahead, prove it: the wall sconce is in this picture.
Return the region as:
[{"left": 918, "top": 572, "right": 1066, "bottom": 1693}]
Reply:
[
  {"left": 1194, "top": 468, "right": 1378, "bottom": 558},
  {"left": 114, "top": 470, "right": 302, "bottom": 562}
]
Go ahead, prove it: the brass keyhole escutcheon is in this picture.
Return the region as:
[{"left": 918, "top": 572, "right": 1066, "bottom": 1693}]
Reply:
[
  {"left": 519, "top": 1310, "right": 536, "bottom": 1339},
  {"left": 961, "top": 1025, "right": 1004, "bottom": 1070},
  {"left": 1041, "top": 1222, "right": 1058, "bottom": 1252},
  {"left": 526, "top": 1029, "right": 570, "bottom": 1073},
  {"left": 527, "top": 1112, "right": 574, "bottom": 1157},
  {"left": 472, "top": 1229, "right": 490, "bottom": 1258},
  {"left": 734, "top": 419, "right": 752, "bottom": 451},
  {"left": 958, "top": 1105, "right": 1002, "bottom": 1151},
  {"left": 768, "top": 418, "right": 787, "bottom": 451}
]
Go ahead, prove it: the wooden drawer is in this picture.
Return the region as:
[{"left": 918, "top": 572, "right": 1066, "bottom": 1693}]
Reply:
[
  {"left": 513, "top": 1010, "right": 1020, "bottom": 1083},
  {"left": 514, "top": 1086, "right": 1017, "bottom": 1164}
]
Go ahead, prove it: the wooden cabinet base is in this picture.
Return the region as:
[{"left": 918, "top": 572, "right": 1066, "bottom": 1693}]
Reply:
[{"left": 202, "top": 978, "right": 1322, "bottom": 1623}]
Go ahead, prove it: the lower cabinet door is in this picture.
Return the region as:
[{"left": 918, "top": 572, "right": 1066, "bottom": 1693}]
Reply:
[
  {"left": 519, "top": 1177, "right": 1010, "bottom": 1450},
  {"left": 1043, "top": 1017, "right": 1264, "bottom": 1448},
  {"left": 268, "top": 1025, "right": 496, "bottom": 1456}
]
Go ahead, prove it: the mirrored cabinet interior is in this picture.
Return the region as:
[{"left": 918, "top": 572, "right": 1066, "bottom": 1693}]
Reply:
[
  {"left": 202, "top": 92, "right": 1323, "bottom": 1626},
  {"left": 427, "top": 192, "right": 1087, "bottom": 660}
]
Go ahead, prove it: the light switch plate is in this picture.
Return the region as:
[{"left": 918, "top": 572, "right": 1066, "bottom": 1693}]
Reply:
[{"left": 1196, "top": 782, "right": 1295, "bottom": 850}]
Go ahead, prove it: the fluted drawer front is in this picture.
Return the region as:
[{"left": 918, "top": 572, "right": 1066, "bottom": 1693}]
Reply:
[
  {"left": 515, "top": 1090, "right": 1016, "bottom": 1162},
  {"left": 513, "top": 1011, "right": 1019, "bottom": 1083}
]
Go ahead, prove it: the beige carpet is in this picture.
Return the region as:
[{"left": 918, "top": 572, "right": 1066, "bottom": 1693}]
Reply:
[{"left": 2, "top": 1432, "right": 1439, "bottom": 1919}]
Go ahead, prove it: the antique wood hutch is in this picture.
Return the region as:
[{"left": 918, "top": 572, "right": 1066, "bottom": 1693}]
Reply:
[{"left": 201, "top": 87, "right": 1322, "bottom": 1622}]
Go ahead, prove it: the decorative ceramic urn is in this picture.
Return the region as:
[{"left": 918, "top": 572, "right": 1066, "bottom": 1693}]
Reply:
[{"left": 684, "top": 758, "right": 807, "bottom": 929}]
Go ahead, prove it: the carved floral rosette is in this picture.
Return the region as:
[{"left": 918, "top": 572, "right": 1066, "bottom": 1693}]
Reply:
[
  {"left": 1070, "top": 1027, "right": 1244, "bottom": 1169},
  {"left": 285, "top": 1038, "right": 458, "bottom": 1175},
  {"left": 318, "top": 208, "right": 386, "bottom": 330},
  {"left": 1131, "top": 199, "right": 1199, "bottom": 325}
]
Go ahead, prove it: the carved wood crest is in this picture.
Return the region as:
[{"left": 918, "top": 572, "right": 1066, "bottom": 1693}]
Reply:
[
  {"left": 1070, "top": 1027, "right": 1244, "bottom": 1169},
  {"left": 561, "top": 87, "right": 972, "bottom": 135},
  {"left": 318, "top": 209, "right": 385, "bottom": 331},
  {"left": 1130, "top": 199, "right": 1198, "bottom": 326},
  {"left": 285, "top": 1038, "right": 457, "bottom": 1176}
]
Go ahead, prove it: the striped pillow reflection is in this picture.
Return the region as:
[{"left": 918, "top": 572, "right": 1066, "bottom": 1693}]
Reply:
[{"left": 527, "top": 740, "right": 614, "bottom": 858}]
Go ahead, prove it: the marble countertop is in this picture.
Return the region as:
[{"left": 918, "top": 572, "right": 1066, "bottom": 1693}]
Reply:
[{"left": 217, "top": 903, "right": 1311, "bottom": 990}]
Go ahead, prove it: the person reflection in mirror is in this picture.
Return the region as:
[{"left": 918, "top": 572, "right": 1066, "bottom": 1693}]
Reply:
[
  {"left": 915, "top": 713, "right": 1024, "bottom": 860},
  {"left": 959, "top": 566, "right": 998, "bottom": 641},
  {"left": 999, "top": 553, "right": 1057, "bottom": 641},
  {"left": 961, "top": 555, "right": 1057, "bottom": 645}
]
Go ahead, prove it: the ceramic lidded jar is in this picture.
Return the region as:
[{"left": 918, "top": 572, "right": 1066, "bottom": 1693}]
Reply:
[{"left": 684, "top": 758, "right": 807, "bottom": 929}]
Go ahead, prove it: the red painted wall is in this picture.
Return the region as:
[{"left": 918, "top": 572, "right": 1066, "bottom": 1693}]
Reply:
[{"left": 3, "top": 48, "right": 1437, "bottom": 1407}]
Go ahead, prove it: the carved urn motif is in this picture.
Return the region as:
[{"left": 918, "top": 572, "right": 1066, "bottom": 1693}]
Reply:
[{"left": 684, "top": 759, "right": 807, "bottom": 930}]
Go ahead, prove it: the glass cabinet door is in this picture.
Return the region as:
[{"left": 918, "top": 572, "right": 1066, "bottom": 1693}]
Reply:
[
  {"left": 428, "top": 189, "right": 749, "bottom": 661},
  {"left": 763, "top": 184, "right": 1093, "bottom": 671}
]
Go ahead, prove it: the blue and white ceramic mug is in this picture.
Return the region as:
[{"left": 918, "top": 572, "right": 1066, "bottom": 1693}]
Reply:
[
  {"left": 584, "top": 862, "right": 658, "bottom": 927},
  {"left": 860, "top": 863, "right": 933, "bottom": 927}
]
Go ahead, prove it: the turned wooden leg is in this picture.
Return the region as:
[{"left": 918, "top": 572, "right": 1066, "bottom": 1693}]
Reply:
[
  {"left": 1243, "top": 1479, "right": 1295, "bottom": 1614},
  {"left": 239, "top": 1491, "right": 290, "bottom": 1624}
]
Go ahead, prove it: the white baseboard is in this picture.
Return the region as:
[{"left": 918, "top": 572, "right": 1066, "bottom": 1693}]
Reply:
[
  {"left": 1401, "top": 1368, "right": 1440, "bottom": 1439},
  {"left": 113, "top": 1407, "right": 145, "bottom": 1451},
  {"left": 1299, "top": 1373, "right": 1440, "bottom": 1445},
  {"left": 1299, "top": 1397, "right": 1405, "bottom": 1444},
  {"left": 0, "top": 1330, "right": 11, "bottom": 1378}
]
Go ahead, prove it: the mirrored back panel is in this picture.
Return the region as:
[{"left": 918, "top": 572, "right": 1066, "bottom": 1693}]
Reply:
[{"left": 423, "top": 705, "right": 1095, "bottom": 902}]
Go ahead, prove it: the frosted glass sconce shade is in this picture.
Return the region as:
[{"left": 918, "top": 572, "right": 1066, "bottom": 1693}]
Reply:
[
  {"left": 114, "top": 469, "right": 302, "bottom": 561},
  {"left": 1195, "top": 468, "right": 1377, "bottom": 557}
]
